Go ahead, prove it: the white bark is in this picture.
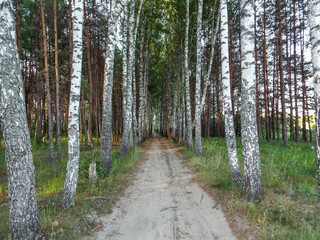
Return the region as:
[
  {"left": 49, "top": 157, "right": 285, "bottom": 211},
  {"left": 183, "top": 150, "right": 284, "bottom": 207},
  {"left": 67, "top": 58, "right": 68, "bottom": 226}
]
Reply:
[
  {"left": 61, "top": 0, "right": 84, "bottom": 209},
  {"left": 127, "top": 0, "right": 136, "bottom": 148},
  {"left": 240, "top": 0, "right": 263, "bottom": 201},
  {"left": 121, "top": 1, "right": 130, "bottom": 155},
  {"left": 100, "top": 0, "right": 122, "bottom": 172},
  {"left": 220, "top": 0, "right": 242, "bottom": 186},
  {"left": 308, "top": 0, "right": 320, "bottom": 198},
  {"left": 195, "top": 0, "right": 203, "bottom": 156},
  {"left": 185, "top": 0, "right": 193, "bottom": 149},
  {"left": 138, "top": 24, "right": 145, "bottom": 144},
  {"left": 132, "top": 0, "right": 143, "bottom": 147},
  {"left": 0, "top": 2, "right": 41, "bottom": 238}
]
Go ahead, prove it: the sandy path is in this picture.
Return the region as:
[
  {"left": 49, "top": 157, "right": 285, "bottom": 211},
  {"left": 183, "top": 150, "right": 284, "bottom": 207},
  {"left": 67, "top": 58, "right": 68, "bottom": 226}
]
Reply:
[{"left": 92, "top": 135, "right": 237, "bottom": 240}]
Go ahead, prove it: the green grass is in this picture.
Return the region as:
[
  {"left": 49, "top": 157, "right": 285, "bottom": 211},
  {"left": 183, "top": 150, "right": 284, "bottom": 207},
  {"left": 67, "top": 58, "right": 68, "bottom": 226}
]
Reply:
[
  {"left": 0, "top": 136, "right": 141, "bottom": 239},
  {"left": 181, "top": 138, "right": 320, "bottom": 240}
]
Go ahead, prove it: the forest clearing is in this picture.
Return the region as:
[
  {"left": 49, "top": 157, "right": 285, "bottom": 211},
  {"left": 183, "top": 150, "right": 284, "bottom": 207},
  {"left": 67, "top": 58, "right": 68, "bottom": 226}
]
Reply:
[{"left": 0, "top": 0, "right": 320, "bottom": 239}]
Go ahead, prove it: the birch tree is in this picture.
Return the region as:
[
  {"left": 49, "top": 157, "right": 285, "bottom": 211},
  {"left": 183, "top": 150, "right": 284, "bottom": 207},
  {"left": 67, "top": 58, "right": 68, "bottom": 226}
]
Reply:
[
  {"left": 195, "top": 0, "right": 203, "bottom": 156},
  {"left": 120, "top": 1, "right": 130, "bottom": 156},
  {"left": 138, "top": 22, "right": 145, "bottom": 144},
  {"left": 100, "top": 0, "right": 122, "bottom": 172},
  {"left": 308, "top": 0, "right": 320, "bottom": 198},
  {"left": 185, "top": 0, "right": 193, "bottom": 150},
  {"left": 132, "top": 0, "right": 143, "bottom": 147},
  {"left": 61, "top": 0, "right": 84, "bottom": 209},
  {"left": 0, "top": 1, "right": 41, "bottom": 238},
  {"left": 220, "top": 0, "right": 242, "bottom": 186},
  {"left": 240, "top": 0, "right": 263, "bottom": 201}
]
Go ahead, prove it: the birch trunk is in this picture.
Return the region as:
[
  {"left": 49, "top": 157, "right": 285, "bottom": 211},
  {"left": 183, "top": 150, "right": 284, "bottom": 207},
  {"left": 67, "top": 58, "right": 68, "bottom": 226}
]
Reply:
[
  {"left": 40, "top": 0, "right": 54, "bottom": 160},
  {"left": 121, "top": 1, "right": 130, "bottom": 156},
  {"left": 100, "top": 0, "right": 121, "bottom": 172},
  {"left": 308, "top": 0, "right": 320, "bottom": 198},
  {"left": 195, "top": 0, "right": 203, "bottom": 156},
  {"left": 61, "top": 0, "right": 84, "bottom": 209},
  {"left": 132, "top": 0, "right": 143, "bottom": 146},
  {"left": 185, "top": 0, "right": 193, "bottom": 149},
  {"left": 220, "top": 0, "right": 242, "bottom": 186},
  {"left": 0, "top": 2, "right": 41, "bottom": 238},
  {"left": 54, "top": 0, "right": 62, "bottom": 157},
  {"left": 138, "top": 24, "right": 145, "bottom": 144},
  {"left": 127, "top": 0, "right": 136, "bottom": 148},
  {"left": 240, "top": 0, "right": 263, "bottom": 201}
]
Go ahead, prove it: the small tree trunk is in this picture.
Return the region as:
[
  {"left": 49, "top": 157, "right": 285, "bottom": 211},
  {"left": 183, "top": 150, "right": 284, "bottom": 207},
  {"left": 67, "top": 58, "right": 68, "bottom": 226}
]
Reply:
[
  {"left": 40, "top": 0, "right": 54, "bottom": 160},
  {"left": 185, "top": 0, "right": 193, "bottom": 150},
  {"left": 54, "top": 0, "right": 62, "bottom": 157},
  {"left": 293, "top": 0, "right": 299, "bottom": 142}
]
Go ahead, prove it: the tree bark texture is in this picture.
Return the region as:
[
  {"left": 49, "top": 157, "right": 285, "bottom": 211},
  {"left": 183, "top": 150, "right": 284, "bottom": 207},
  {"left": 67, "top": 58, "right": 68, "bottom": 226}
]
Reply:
[
  {"left": 195, "top": 0, "right": 203, "bottom": 156},
  {"left": 61, "top": 0, "right": 84, "bottom": 209},
  {"left": 240, "top": 0, "right": 263, "bottom": 201},
  {"left": 184, "top": 0, "right": 193, "bottom": 150},
  {"left": 100, "top": 0, "right": 121, "bottom": 172},
  {"left": 220, "top": 0, "right": 242, "bottom": 186},
  {"left": 0, "top": 2, "right": 41, "bottom": 238}
]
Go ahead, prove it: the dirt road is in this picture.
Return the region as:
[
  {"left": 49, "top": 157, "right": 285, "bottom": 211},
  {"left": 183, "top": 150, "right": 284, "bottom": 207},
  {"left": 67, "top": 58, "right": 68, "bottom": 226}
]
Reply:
[{"left": 92, "top": 135, "right": 237, "bottom": 240}]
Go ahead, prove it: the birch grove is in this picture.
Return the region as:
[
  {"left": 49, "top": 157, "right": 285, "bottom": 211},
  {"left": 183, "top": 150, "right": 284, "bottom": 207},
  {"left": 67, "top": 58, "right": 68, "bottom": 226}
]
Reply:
[
  {"left": 61, "top": 0, "right": 84, "bottom": 209},
  {"left": 0, "top": 1, "right": 41, "bottom": 238}
]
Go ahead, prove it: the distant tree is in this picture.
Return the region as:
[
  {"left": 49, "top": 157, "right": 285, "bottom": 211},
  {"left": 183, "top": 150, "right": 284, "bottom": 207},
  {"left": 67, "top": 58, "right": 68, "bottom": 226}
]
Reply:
[
  {"left": 184, "top": 0, "right": 193, "bottom": 150},
  {"left": 40, "top": 0, "right": 54, "bottom": 160},
  {"left": 0, "top": 1, "right": 41, "bottom": 238}
]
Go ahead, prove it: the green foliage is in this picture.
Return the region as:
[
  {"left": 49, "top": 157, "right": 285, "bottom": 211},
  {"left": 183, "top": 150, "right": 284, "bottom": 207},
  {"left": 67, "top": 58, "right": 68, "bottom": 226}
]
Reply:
[
  {"left": 0, "top": 137, "right": 141, "bottom": 239},
  {"left": 182, "top": 137, "right": 320, "bottom": 240}
]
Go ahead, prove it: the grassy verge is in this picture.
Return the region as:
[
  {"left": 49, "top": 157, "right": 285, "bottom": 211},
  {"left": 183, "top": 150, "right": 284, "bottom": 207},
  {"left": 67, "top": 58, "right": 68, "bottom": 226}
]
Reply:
[
  {"left": 0, "top": 137, "right": 141, "bottom": 239},
  {"left": 181, "top": 138, "right": 320, "bottom": 240}
]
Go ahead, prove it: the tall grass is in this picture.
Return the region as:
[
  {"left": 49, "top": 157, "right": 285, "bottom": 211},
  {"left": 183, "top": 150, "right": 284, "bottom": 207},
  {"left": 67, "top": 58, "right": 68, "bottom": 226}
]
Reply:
[
  {"left": 182, "top": 138, "right": 320, "bottom": 240},
  {"left": 0, "top": 136, "right": 141, "bottom": 239}
]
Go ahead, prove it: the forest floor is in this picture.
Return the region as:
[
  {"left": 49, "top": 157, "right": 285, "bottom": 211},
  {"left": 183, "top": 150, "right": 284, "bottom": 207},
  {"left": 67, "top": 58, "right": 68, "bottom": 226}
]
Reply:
[{"left": 88, "top": 134, "right": 237, "bottom": 240}]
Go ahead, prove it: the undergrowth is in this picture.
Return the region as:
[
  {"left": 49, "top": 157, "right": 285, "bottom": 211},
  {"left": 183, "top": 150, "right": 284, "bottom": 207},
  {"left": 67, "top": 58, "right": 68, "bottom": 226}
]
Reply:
[
  {"left": 0, "top": 137, "right": 141, "bottom": 239},
  {"left": 181, "top": 138, "right": 320, "bottom": 240}
]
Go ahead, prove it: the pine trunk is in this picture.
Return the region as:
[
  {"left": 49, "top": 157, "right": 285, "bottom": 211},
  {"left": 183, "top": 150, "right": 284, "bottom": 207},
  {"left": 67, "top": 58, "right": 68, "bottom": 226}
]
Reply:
[
  {"left": 40, "top": 0, "right": 55, "bottom": 160},
  {"left": 54, "top": 0, "right": 62, "bottom": 157}
]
